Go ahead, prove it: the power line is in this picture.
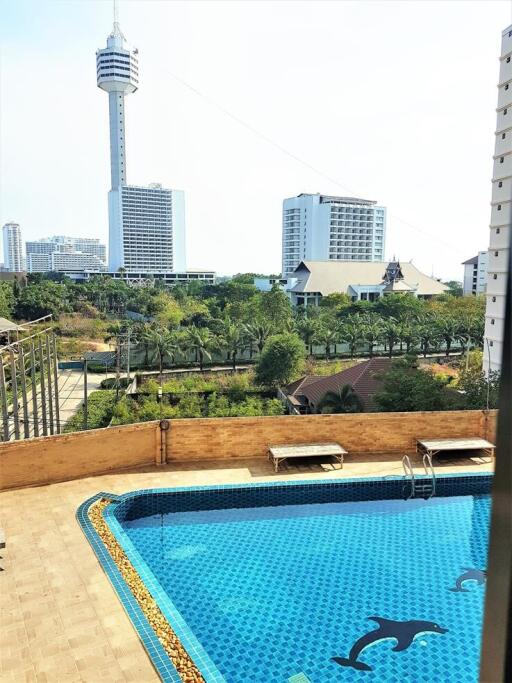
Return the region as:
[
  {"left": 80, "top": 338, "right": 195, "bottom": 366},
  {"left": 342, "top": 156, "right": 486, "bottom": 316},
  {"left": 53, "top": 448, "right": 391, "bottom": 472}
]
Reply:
[{"left": 160, "top": 66, "right": 464, "bottom": 258}]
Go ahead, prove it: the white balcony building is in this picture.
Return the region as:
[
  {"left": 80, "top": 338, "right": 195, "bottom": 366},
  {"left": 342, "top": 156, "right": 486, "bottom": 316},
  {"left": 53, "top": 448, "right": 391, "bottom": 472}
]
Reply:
[
  {"left": 462, "top": 251, "right": 488, "bottom": 296},
  {"left": 282, "top": 194, "right": 386, "bottom": 276},
  {"left": 484, "top": 25, "right": 512, "bottom": 375}
]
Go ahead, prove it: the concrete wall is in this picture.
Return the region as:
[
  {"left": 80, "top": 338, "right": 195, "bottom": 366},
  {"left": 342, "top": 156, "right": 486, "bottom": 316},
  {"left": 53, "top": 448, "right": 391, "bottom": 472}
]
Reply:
[{"left": 0, "top": 410, "right": 498, "bottom": 490}]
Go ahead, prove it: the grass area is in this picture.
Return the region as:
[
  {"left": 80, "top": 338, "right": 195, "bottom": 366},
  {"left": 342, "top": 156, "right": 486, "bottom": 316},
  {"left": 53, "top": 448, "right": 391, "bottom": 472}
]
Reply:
[
  {"left": 303, "top": 358, "right": 360, "bottom": 377},
  {"left": 139, "top": 370, "right": 262, "bottom": 395},
  {"left": 63, "top": 390, "right": 117, "bottom": 432}
]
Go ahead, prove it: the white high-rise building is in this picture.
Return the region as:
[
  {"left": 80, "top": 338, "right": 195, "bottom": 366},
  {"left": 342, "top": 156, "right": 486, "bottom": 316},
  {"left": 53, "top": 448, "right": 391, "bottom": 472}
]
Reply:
[
  {"left": 26, "top": 236, "right": 106, "bottom": 269},
  {"left": 97, "top": 22, "right": 186, "bottom": 273},
  {"left": 2, "top": 223, "right": 23, "bottom": 272},
  {"left": 484, "top": 25, "right": 512, "bottom": 375},
  {"left": 282, "top": 194, "right": 386, "bottom": 276},
  {"left": 462, "top": 251, "right": 488, "bottom": 296}
]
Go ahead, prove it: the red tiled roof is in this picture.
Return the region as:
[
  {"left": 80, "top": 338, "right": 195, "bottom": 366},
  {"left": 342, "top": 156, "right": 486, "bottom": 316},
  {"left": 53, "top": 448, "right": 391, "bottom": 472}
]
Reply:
[{"left": 285, "top": 358, "right": 392, "bottom": 411}]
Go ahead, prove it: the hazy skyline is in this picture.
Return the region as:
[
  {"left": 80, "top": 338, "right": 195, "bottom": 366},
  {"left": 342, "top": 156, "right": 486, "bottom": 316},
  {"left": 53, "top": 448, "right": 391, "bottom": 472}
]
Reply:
[{"left": 1, "top": 0, "right": 510, "bottom": 279}]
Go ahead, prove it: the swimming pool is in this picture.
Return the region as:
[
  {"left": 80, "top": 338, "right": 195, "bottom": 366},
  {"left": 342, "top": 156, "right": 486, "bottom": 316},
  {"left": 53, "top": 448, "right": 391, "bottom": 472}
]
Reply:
[{"left": 78, "top": 474, "right": 492, "bottom": 682}]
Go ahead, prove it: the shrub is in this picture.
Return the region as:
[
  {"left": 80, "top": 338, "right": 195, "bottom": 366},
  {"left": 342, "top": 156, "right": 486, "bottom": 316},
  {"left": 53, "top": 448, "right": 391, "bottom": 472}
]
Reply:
[{"left": 64, "top": 390, "right": 116, "bottom": 432}]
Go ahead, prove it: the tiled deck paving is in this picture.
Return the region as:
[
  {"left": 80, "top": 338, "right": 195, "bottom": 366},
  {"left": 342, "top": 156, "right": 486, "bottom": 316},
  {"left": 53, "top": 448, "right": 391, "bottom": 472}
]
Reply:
[{"left": 0, "top": 452, "right": 494, "bottom": 682}]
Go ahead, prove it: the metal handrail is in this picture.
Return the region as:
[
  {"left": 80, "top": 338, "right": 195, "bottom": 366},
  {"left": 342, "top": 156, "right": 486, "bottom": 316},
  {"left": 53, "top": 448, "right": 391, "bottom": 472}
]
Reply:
[
  {"left": 402, "top": 454, "right": 415, "bottom": 499},
  {"left": 422, "top": 453, "right": 436, "bottom": 498}
]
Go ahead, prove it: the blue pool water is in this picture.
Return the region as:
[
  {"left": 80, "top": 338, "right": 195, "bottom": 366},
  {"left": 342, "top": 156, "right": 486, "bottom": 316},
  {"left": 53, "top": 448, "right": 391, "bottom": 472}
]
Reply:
[{"left": 122, "top": 494, "right": 490, "bottom": 683}]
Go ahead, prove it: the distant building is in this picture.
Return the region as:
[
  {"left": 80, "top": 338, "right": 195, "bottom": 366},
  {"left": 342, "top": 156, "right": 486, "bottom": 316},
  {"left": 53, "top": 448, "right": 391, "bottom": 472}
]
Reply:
[
  {"left": 2, "top": 223, "right": 23, "bottom": 272},
  {"left": 26, "top": 236, "right": 107, "bottom": 273},
  {"left": 282, "top": 194, "right": 386, "bottom": 276},
  {"left": 462, "top": 252, "right": 488, "bottom": 295},
  {"left": 108, "top": 184, "right": 186, "bottom": 272},
  {"left": 259, "top": 259, "right": 447, "bottom": 306},
  {"left": 97, "top": 22, "right": 186, "bottom": 273},
  {"left": 67, "top": 269, "right": 215, "bottom": 285},
  {"left": 282, "top": 358, "right": 391, "bottom": 414},
  {"left": 484, "top": 24, "right": 512, "bottom": 375}
]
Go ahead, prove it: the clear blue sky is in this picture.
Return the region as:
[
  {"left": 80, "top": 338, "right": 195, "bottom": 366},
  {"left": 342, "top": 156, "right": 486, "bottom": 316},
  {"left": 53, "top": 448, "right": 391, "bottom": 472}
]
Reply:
[{"left": 0, "top": 0, "right": 510, "bottom": 278}]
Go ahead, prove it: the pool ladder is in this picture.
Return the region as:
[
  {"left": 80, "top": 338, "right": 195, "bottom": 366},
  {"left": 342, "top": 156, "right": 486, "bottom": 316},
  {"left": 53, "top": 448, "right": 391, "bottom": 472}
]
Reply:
[{"left": 402, "top": 454, "right": 436, "bottom": 499}]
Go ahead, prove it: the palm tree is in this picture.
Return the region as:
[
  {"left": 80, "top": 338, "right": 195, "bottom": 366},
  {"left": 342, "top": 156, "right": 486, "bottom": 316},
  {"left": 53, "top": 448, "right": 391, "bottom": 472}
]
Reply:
[
  {"left": 317, "top": 325, "right": 338, "bottom": 360},
  {"left": 219, "top": 320, "right": 245, "bottom": 371},
  {"left": 398, "top": 319, "right": 419, "bottom": 355},
  {"left": 243, "top": 320, "right": 273, "bottom": 354},
  {"left": 417, "top": 315, "right": 439, "bottom": 358},
  {"left": 185, "top": 326, "right": 216, "bottom": 371},
  {"left": 436, "top": 317, "right": 458, "bottom": 357},
  {"left": 136, "top": 322, "right": 155, "bottom": 368},
  {"left": 148, "top": 328, "right": 180, "bottom": 381},
  {"left": 382, "top": 317, "right": 400, "bottom": 359},
  {"left": 340, "top": 317, "right": 364, "bottom": 359},
  {"left": 362, "top": 314, "right": 383, "bottom": 358},
  {"left": 296, "top": 318, "right": 319, "bottom": 356},
  {"left": 316, "top": 384, "right": 364, "bottom": 414}
]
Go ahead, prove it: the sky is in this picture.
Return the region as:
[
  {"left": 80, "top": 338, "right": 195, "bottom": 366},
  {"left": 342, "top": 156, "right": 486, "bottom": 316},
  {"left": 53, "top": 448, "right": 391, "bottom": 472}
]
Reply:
[{"left": 0, "top": 0, "right": 510, "bottom": 279}]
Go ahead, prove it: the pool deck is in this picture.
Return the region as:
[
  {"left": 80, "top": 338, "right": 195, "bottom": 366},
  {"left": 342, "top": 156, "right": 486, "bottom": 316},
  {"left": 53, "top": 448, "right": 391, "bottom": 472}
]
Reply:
[{"left": 0, "top": 452, "right": 494, "bottom": 682}]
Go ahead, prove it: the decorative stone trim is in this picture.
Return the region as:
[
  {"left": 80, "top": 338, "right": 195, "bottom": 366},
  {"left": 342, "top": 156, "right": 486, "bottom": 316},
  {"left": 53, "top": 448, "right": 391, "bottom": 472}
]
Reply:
[{"left": 88, "top": 499, "right": 205, "bottom": 683}]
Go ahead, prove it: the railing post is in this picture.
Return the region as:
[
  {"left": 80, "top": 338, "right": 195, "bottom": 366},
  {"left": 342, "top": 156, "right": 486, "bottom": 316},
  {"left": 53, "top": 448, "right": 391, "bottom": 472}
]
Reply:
[
  {"left": 38, "top": 337, "right": 48, "bottom": 436},
  {"left": 9, "top": 349, "right": 20, "bottom": 440}
]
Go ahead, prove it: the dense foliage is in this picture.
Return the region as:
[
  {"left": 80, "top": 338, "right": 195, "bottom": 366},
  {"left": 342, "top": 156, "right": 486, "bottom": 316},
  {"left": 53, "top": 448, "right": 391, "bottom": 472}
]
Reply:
[
  {"left": 63, "top": 390, "right": 117, "bottom": 432},
  {"left": 255, "top": 333, "right": 306, "bottom": 386}
]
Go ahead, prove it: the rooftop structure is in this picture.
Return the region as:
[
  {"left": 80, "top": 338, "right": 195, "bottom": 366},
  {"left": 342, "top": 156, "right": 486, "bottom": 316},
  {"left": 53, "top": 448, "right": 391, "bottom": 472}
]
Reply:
[
  {"left": 283, "top": 358, "right": 391, "bottom": 414},
  {"left": 282, "top": 259, "right": 448, "bottom": 306},
  {"left": 484, "top": 24, "right": 512, "bottom": 374},
  {"left": 282, "top": 193, "right": 386, "bottom": 276},
  {"left": 2, "top": 222, "right": 23, "bottom": 272},
  {"left": 67, "top": 269, "right": 215, "bottom": 285}
]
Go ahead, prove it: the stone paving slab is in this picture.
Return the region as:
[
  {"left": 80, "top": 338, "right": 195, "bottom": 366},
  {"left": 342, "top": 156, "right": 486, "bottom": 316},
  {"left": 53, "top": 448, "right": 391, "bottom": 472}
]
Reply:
[{"left": 0, "top": 453, "right": 493, "bottom": 682}]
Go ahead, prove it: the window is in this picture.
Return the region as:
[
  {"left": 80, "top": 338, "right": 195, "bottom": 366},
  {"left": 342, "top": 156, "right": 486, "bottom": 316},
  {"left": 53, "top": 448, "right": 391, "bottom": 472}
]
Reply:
[
  {"left": 499, "top": 181, "right": 503, "bottom": 187},
  {"left": 498, "top": 204, "right": 502, "bottom": 210},
  {"left": 502, "top": 133, "right": 506, "bottom": 139},
  {"left": 506, "top": 84, "right": 510, "bottom": 91},
  {"left": 504, "top": 108, "right": 508, "bottom": 115},
  {"left": 491, "top": 319, "right": 495, "bottom": 325},
  {"left": 500, "top": 157, "right": 504, "bottom": 163},
  {"left": 490, "top": 340, "right": 494, "bottom": 347},
  {"left": 507, "top": 56, "right": 511, "bottom": 63},
  {"left": 497, "top": 227, "right": 501, "bottom": 234},
  {"left": 493, "top": 274, "right": 498, "bottom": 279},
  {"left": 495, "top": 251, "right": 499, "bottom": 256},
  {"left": 492, "top": 296, "right": 497, "bottom": 302}
]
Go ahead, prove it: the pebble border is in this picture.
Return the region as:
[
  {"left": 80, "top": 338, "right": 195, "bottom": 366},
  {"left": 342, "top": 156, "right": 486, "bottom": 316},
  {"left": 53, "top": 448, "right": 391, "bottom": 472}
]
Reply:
[{"left": 88, "top": 498, "right": 205, "bottom": 683}]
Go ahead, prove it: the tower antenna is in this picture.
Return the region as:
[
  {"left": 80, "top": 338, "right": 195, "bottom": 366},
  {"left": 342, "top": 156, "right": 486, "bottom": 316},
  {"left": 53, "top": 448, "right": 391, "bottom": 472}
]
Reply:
[{"left": 114, "top": 0, "right": 118, "bottom": 25}]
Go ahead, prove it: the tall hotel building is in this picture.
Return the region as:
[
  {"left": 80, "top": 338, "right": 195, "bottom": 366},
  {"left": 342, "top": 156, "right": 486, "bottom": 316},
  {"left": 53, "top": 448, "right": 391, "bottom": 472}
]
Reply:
[
  {"left": 282, "top": 194, "right": 386, "bottom": 276},
  {"left": 2, "top": 223, "right": 23, "bottom": 272},
  {"left": 97, "top": 22, "right": 186, "bottom": 272},
  {"left": 484, "top": 25, "right": 512, "bottom": 374}
]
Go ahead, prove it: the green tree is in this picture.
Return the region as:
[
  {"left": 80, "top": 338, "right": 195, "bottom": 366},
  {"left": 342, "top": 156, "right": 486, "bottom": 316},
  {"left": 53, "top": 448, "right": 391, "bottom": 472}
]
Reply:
[
  {"left": 317, "top": 325, "right": 339, "bottom": 360},
  {"left": 436, "top": 317, "right": 458, "bottom": 356},
  {"left": 296, "top": 317, "right": 319, "bottom": 356},
  {"left": 255, "top": 332, "right": 305, "bottom": 386},
  {"left": 382, "top": 318, "right": 400, "bottom": 358},
  {"left": 417, "top": 316, "right": 439, "bottom": 357},
  {"left": 219, "top": 319, "right": 245, "bottom": 371},
  {"left": 244, "top": 319, "right": 273, "bottom": 354},
  {"left": 316, "top": 384, "right": 364, "bottom": 414},
  {"left": 0, "top": 282, "right": 14, "bottom": 319},
  {"left": 374, "top": 357, "right": 449, "bottom": 412},
  {"left": 362, "top": 314, "right": 383, "bottom": 358},
  {"left": 458, "top": 367, "right": 500, "bottom": 409},
  {"left": 185, "top": 326, "right": 217, "bottom": 371},
  {"left": 339, "top": 317, "right": 364, "bottom": 359},
  {"left": 148, "top": 328, "right": 180, "bottom": 380},
  {"left": 14, "top": 281, "right": 70, "bottom": 320}
]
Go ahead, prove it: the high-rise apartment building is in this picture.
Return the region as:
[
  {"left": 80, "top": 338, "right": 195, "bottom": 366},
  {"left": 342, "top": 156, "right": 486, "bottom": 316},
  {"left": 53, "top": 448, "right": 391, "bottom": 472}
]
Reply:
[
  {"left": 2, "top": 223, "right": 23, "bottom": 272},
  {"left": 97, "top": 22, "right": 186, "bottom": 273},
  {"left": 462, "top": 251, "right": 488, "bottom": 296},
  {"left": 484, "top": 25, "right": 512, "bottom": 374},
  {"left": 282, "top": 194, "right": 386, "bottom": 276}
]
